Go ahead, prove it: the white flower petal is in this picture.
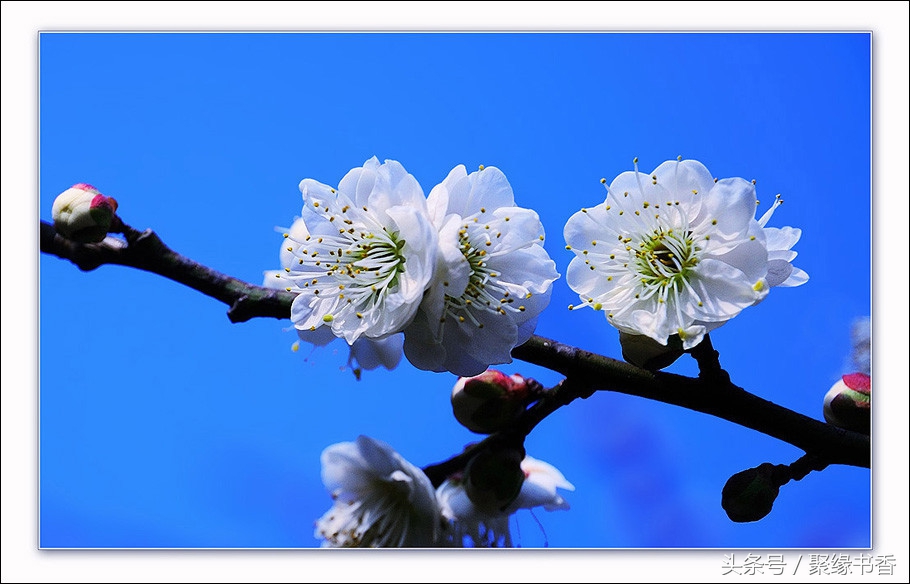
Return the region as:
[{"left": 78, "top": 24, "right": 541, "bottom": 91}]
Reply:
[
  {"left": 338, "top": 156, "right": 380, "bottom": 206},
  {"left": 350, "top": 334, "right": 404, "bottom": 371},
  {"left": 652, "top": 158, "right": 715, "bottom": 206},
  {"left": 297, "top": 325, "right": 338, "bottom": 347},
  {"left": 692, "top": 177, "right": 757, "bottom": 241},
  {"left": 427, "top": 164, "right": 467, "bottom": 226},
  {"left": 564, "top": 204, "right": 627, "bottom": 249},
  {"left": 764, "top": 225, "right": 802, "bottom": 253},
  {"left": 401, "top": 309, "right": 454, "bottom": 372},
  {"left": 706, "top": 235, "right": 769, "bottom": 284},
  {"left": 778, "top": 266, "right": 809, "bottom": 287},
  {"left": 765, "top": 259, "right": 794, "bottom": 288},
  {"left": 470, "top": 166, "right": 515, "bottom": 206},
  {"left": 608, "top": 170, "right": 669, "bottom": 210},
  {"left": 689, "top": 258, "right": 762, "bottom": 320}
]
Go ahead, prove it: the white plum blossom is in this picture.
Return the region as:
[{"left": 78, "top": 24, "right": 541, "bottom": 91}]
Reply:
[
  {"left": 564, "top": 157, "right": 808, "bottom": 350},
  {"left": 272, "top": 157, "right": 438, "bottom": 344},
  {"left": 263, "top": 218, "right": 403, "bottom": 375},
  {"left": 403, "top": 165, "right": 560, "bottom": 377},
  {"left": 315, "top": 435, "right": 442, "bottom": 548},
  {"left": 436, "top": 455, "right": 574, "bottom": 547}
]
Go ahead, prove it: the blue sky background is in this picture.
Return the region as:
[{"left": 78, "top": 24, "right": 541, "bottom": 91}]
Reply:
[{"left": 37, "top": 32, "right": 873, "bottom": 549}]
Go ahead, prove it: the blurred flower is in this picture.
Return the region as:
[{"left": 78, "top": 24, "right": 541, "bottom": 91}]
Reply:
[
  {"left": 315, "top": 435, "right": 441, "bottom": 547},
  {"left": 850, "top": 316, "right": 871, "bottom": 375},
  {"left": 564, "top": 157, "right": 807, "bottom": 350},
  {"left": 450, "top": 370, "right": 538, "bottom": 434},
  {"left": 264, "top": 218, "right": 403, "bottom": 376},
  {"left": 403, "top": 165, "right": 559, "bottom": 376},
  {"left": 273, "top": 157, "right": 437, "bottom": 344},
  {"left": 436, "top": 455, "right": 574, "bottom": 547},
  {"left": 51, "top": 183, "right": 118, "bottom": 243}
]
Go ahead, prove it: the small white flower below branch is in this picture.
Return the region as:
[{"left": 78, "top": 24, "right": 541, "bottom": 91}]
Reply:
[
  {"left": 315, "top": 435, "right": 442, "bottom": 548},
  {"left": 314, "top": 434, "right": 574, "bottom": 548},
  {"left": 436, "top": 454, "right": 574, "bottom": 548}
]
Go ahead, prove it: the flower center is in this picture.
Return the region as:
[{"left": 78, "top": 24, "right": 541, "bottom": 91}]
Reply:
[
  {"left": 283, "top": 219, "right": 407, "bottom": 322},
  {"left": 335, "top": 229, "right": 407, "bottom": 289},
  {"left": 322, "top": 227, "right": 407, "bottom": 303},
  {"left": 441, "top": 220, "right": 525, "bottom": 328},
  {"left": 633, "top": 229, "right": 698, "bottom": 289}
]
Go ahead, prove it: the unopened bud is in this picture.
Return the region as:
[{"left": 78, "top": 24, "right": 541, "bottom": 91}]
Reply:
[
  {"left": 721, "top": 463, "right": 782, "bottom": 523},
  {"left": 620, "top": 331, "right": 684, "bottom": 370},
  {"left": 51, "top": 183, "right": 118, "bottom": 243},
  {"left": 451, "top": 370, "right": 538, "bottom": 434},
  {"left": 463, "top": 446, "right": 525, "bottom": 514},
  {"left": 823, "top": 373, "right": 870, "bottom": 434}
]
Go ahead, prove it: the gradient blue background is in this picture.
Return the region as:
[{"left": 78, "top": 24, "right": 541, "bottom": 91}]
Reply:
[{"left": 39, "top": 32, "right": 871, "bottom": 548}]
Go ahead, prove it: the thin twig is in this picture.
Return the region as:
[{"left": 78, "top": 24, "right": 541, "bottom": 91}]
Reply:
[{"left": 41, "top": 219, "right": 296, "bottom": 323}]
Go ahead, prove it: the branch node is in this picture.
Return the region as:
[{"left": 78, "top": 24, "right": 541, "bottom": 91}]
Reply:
[
  {"left": 227, "top": 295, "right": 252, "bottom": 323},
  {"left": 689, "top": 334, "right": 732, "bottom": 385}
]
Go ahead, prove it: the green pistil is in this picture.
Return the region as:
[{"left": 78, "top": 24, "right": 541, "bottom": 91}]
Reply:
[
  {"left": 634, "top": 230, "right": 697, "bottom": 288},
  {"left": 347, "top": 229, "right": 406, "bottom": 291}
]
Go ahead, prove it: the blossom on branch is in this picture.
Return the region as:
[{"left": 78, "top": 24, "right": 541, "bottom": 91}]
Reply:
[
  {"left": 436, "top": 455, "right": 574, "bottom": 547},
  {"left": 564, "top": 157, "right": 808, "bottom": 350},
  {"left": 273, "top": 157, "right": 438, "bottom": 344},
  {"left": 315, "top": 435, "right": 442, "bottom": 547},
  {"left": 403, "top": 165, "right": 559, "bottom": 376},
  {"left": 264, "top": 218, "right": 403, "bottom": 375}
]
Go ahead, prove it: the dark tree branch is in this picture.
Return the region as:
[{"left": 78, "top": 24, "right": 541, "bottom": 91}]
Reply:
[
  {"left": 511, "top": 336, "right": 869, "bottom": 469},
  {"left": 41, "top": 219, "right": 296, "bottom": 323},
  {"left": 688, "top": 333, "right": 731, "bottom": 384},
  {"left": 41, "top": 217, "right": 870, "bottom": 479}
]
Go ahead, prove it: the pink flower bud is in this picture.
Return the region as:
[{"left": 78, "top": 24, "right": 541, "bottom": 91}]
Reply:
[
  {"left": 51, "top": 183, "right": 118, "bottom": 243},
  {"left": 823, "top": 373, "right": 870, "bottom": 434},
  {"left": 451, "top": 370, "right": 539, "bottom": 434}
]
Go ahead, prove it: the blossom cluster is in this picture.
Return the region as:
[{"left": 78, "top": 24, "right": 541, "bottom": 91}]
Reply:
[
  {"left": 314, "top": 435, "right": 574, "bottom": 548},
  {"left": 266, "top": 157, "right": 560, "bottom": 377},
  {"left": 266, "top": 156, "right": 806, "bottom": 376}
]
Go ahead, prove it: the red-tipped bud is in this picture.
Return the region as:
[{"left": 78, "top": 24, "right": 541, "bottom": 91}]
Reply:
[
  {"left": 451, "top": 370, "right": 539, "bottom": 434},
  {"left": 51, "top": 184, "right": 118, "bottom": 243},
  {"left": 823, "top": 373, "right": 870, "bottom": 434}
]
